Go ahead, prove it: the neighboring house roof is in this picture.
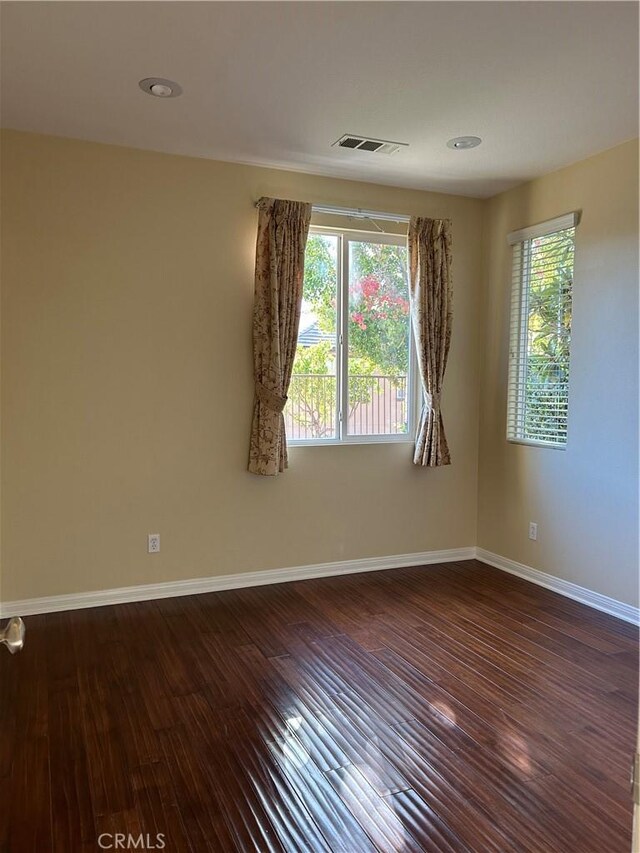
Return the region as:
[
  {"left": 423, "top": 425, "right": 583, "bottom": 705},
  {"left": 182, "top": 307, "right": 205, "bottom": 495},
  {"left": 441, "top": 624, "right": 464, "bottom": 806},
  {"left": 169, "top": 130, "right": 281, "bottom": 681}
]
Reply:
[{"left": 298, "top": 320, "right": 334, "bottom": 348}]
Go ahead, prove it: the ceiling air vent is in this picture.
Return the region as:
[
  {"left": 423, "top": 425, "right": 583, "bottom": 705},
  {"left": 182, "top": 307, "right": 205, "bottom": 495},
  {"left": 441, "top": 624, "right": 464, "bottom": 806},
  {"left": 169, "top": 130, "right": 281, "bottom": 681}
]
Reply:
[{"left": 332, "top": 134, "right": 408, "bottom": 155}]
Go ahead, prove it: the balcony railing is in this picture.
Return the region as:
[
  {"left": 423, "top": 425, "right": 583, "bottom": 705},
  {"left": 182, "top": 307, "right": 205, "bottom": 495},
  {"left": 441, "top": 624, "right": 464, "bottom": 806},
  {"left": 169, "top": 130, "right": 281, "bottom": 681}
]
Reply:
[{"left": 284, "top": 374, "right": 408, "bottom": 440}]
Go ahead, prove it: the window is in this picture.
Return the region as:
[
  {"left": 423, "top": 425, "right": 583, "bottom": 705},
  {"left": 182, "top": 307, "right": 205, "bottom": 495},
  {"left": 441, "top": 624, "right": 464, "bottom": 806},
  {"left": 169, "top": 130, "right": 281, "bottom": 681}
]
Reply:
[
  {"left": 285, "top": 227, "right": 417, "bottom": 444},
  {"left": 507, "top": 213, "right": 578, "bottom": 448}
]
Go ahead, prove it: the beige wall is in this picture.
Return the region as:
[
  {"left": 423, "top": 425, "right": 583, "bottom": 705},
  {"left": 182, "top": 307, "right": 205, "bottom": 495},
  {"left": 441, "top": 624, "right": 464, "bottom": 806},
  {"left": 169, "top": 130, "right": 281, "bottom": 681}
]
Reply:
[
  {"left": 478, "top": 139, "right": 639, "bottom": 606},
  {"left": 0, "top": 130, "right": 484, "bottom": 602},
  {"left": 2, "top": 130, "right": 637, "bottom": 608}
]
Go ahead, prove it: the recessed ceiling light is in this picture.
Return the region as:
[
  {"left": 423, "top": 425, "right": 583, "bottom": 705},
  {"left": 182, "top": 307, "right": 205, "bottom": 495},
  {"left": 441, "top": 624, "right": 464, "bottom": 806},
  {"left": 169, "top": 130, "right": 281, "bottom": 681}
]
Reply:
[
  {"left": 138, "top": 77, "right": 182, "bottom": 98},
  {"left": 447, "top": 136, "right": 482, "bottom": 150}
]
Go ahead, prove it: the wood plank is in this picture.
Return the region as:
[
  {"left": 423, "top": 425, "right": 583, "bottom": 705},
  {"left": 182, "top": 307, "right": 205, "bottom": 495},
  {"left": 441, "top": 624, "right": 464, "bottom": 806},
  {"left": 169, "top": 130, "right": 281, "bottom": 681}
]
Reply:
[{"left": 2, "top": 560, "right": 636, "bottom": 852}]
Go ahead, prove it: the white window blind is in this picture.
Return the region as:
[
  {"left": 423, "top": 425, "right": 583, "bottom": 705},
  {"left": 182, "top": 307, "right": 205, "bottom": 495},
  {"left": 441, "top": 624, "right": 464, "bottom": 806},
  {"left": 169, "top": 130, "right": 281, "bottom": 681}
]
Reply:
[{"left": 507, "top": 212, "right": 579, "bottom": 448}]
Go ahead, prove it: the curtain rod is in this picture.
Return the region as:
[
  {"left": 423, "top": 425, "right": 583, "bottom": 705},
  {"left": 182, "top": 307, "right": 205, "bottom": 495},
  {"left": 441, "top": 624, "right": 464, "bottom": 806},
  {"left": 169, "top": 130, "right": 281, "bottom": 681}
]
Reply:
[
  {"left": 254, "top": 200, "right": 411, "bottom": 224},
  {"left": 311, "top": 204, "right": 411, "bottom": 224}
]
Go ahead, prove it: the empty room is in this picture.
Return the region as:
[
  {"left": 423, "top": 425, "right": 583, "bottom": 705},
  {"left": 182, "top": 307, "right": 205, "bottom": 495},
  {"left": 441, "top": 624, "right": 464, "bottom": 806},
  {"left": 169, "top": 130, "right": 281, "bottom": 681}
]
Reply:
[{"left": 0, "top": 2, "right": 638, "bottom": 851}]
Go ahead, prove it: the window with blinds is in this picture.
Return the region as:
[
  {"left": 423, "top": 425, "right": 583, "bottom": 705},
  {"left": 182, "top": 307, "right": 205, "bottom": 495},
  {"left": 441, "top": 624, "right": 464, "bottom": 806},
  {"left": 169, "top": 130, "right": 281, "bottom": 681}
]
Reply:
[{"left": 507, "top": 212, "right": 578, "bottom": 448}]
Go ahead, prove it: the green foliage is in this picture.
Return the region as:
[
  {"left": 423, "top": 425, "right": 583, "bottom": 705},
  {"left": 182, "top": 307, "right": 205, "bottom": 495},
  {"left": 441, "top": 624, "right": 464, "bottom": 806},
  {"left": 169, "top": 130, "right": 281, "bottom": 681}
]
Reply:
[
  {"left": 523, "top": 229, "right": 574, "bottom": 438},
  {"left": 288, "top": 342, "right": 335, "bottom": 438},
  {"left": 288, "top": 343, "right": 378, "bottom": 436},
  {"left": 303, "top": 234, "right": 410, "bottom": 375},
  {"left": 302, "top": 235, "right": 338, "bottom": 305},
  {"left": 347, "top": 356, "right": 377, "bottom": 414},
  {"left": 292, "top": 340, "right": 332, "bottom": 376},
  {"left": 286, "top": 233, "right": 411, "bottom": 438}
]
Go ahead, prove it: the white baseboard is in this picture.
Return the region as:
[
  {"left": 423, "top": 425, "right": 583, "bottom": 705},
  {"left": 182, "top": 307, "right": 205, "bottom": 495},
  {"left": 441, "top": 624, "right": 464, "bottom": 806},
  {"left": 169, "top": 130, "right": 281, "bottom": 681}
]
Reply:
[
  {"left": 3, "top": 545, "right": 637, "bottom": 626},
  {"left": 476, "top": 547, "right": 640, "bottom": 626},
  {"left": 0, "top": 547, "right": 476, "bottom": 617}
]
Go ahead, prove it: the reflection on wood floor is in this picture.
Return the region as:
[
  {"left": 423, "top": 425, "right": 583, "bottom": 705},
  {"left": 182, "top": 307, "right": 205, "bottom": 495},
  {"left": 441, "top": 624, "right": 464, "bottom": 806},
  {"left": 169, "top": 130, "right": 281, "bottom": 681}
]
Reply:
[{"left": 2, "top": 560, "right": 637, "bottom": 852}]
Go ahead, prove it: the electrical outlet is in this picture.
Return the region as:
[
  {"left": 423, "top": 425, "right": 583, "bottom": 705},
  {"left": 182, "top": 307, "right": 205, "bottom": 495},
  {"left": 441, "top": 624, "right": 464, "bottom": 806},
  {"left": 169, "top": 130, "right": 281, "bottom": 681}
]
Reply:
[
  {"left": 148, "top": 533, "right": 160, "bottom": 553},
  {"left": 528, "top": 522, "right": 538, "bottom": 541}
]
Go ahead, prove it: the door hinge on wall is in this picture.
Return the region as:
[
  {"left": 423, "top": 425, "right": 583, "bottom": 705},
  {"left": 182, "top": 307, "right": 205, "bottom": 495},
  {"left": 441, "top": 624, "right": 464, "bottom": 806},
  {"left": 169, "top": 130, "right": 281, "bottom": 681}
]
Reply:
[{"left": 632, "top": 753, "right": 640, "bottom": 805}]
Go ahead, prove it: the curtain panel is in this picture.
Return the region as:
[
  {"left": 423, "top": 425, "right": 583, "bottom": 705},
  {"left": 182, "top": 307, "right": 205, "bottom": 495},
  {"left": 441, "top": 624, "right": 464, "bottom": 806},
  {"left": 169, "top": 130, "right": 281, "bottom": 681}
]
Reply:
[
  {"left": 248, "top": 197, "right": 312, "bottom": 476},
  {"left": 408, "top": 217, "right": 453, "bottom": 467}
]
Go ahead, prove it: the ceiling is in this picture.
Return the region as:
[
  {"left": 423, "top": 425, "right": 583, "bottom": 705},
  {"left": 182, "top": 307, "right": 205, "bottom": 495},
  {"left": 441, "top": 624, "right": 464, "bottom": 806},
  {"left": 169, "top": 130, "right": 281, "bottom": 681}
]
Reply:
[{"left": 1, "top": 2, "right": 638, "bottom": 198}]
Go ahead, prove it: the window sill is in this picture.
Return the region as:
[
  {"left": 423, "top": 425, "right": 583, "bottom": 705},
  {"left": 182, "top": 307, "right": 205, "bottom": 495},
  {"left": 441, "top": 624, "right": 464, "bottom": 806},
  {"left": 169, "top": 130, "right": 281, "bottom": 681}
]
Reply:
[
  {"left": 289, "top": 436, "right": 415, "bottom": 448},
  {"left": 507, "top": 437, "right": 567, "bottom": 450}
]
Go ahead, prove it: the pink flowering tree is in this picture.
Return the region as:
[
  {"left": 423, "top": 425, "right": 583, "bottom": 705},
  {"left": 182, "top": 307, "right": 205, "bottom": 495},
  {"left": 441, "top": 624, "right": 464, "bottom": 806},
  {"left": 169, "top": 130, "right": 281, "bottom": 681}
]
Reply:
[
  {"left": 307, "top": 237, "right": 410, "bottom": 376},
  {"left": 287, "top": 235, "right": 410, "bottom": 437},
  {"left": 348, "top": 271, "right": 410, "bottom": 376}
]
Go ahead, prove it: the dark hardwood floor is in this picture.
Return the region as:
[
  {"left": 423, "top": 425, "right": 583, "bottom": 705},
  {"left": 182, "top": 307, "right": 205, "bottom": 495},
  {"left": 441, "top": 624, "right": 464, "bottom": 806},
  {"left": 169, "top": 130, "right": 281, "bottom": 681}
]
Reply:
[{"left": 1, "top": 559, "right": 637, "bottom": 852}]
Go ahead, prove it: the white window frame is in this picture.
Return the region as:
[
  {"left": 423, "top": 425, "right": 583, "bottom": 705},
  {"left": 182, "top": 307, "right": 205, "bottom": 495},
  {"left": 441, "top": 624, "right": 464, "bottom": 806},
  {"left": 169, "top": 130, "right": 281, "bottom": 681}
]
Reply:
[
  {"left": 506, "top": 212, "right": 579, "bottom": 449},
  {"left": 289, "top": 226, "right": 420, "bottom": 446}
]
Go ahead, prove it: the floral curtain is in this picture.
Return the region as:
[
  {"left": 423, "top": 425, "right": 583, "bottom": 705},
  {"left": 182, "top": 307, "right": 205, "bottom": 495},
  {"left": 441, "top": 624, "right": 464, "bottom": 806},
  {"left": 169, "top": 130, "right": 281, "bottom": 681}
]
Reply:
[
  {"left": 408, "top": 217, "right": 453, "bottom": 466},
  {"left": 248, "top": 197, "right": 312, "bottom": 476}
]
